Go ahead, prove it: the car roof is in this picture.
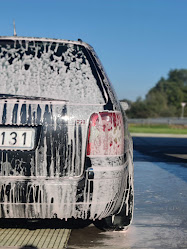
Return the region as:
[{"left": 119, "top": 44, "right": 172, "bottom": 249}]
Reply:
[{"left": 0, "top": 36, "right": 92, "bottom": 50}]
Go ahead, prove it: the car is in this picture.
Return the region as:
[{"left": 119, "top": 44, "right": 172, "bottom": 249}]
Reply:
[{"left": 0, "top": 36, "right": 134, "bottom": 231}]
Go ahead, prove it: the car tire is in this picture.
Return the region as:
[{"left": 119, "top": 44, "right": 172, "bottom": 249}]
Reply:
[{"left": 93, "top": 183, "right": 134, "bottom": 231}]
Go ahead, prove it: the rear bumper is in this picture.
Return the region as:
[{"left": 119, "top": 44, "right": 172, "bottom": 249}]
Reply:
[{"left": 0, "top": 163, "right": 129, "bottom": 220}]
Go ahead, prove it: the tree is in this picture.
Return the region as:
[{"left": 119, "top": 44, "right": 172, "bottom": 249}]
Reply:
[
  {"left": 126, "top": 97, "right": 151, "bottom": 118},
  {"left": 126, "top": 69, "right": 187, "bottom": 118}
]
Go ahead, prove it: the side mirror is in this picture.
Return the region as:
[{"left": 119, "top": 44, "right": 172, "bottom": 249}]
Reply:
[{"left": 120, "top": 101, "right": 129, "bottom": 111}]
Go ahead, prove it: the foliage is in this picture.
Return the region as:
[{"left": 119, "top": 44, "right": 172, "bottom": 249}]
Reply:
[
  {"left": 125, "top": 69, "right": 187, "bottom": 118},
  {"left": 129, "top": 123, "right": 187, "bottom": 134}
]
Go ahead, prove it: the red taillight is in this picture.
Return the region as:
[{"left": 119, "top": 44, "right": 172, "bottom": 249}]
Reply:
[{"left": 87, "top": 112, "right": 124, "bottom": 156}]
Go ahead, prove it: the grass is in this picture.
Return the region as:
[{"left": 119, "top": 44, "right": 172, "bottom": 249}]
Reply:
[{"left": 128, "top": 123, "right": 187, "bottom": 134}]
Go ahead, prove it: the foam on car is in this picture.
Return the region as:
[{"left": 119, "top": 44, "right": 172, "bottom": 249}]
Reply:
[{"left": 0, "top": 40, "right": 105, "bottom": 104}]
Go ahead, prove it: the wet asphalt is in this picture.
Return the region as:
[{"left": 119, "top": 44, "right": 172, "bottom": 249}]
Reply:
[
  {"left": 0, "top": 136, "right": 186, "bottom": 248},
  {"left": 68, "top": 136, "right": 187, "bottom": 249}
]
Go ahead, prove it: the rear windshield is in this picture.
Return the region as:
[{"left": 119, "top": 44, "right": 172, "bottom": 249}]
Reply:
[{"left": 0, "top": 39, "right": 105, "bottom": 104}]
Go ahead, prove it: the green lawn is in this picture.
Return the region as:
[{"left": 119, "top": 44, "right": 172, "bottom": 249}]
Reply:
[{"left": 129, "top": 124, "right": 187, "bottom": 134}]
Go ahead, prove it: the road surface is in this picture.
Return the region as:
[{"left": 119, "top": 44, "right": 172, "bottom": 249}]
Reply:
[
  {"left": 0, "top": 136, "right": 187, "bottom": 248},
  {"left": 68, "top": 136, "right": 187, "bottom": 249}
]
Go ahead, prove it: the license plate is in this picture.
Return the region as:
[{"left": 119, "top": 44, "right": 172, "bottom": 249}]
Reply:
[{"left": 0, "top": 128, "right": 35, "bottom": 150}]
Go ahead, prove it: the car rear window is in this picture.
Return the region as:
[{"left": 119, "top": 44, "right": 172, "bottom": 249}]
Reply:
[{"left": 0, "top": 39, "right": 105, "bottom": 104}]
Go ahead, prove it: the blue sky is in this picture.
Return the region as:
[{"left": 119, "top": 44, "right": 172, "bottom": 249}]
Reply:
[{"left": 0, "top": 0, "right": 187, "bottom": 101}]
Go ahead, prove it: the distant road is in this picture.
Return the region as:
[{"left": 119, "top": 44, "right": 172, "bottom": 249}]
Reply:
[{"left": 131, "top": 133, "right": 187, "bottom": 138}]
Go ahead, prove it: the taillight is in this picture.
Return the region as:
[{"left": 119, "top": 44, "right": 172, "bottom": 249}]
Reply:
[{"left": 87, "top": 112, "right": 124, "bottom": 156}]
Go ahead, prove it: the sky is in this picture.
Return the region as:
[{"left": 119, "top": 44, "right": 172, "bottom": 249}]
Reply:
[{"left": 0, "top": 0, "right": 187, "bottom": 101}]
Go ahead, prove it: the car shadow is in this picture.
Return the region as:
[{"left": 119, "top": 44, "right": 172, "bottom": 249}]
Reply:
[
  {"left": 0, "top": 218, "right": 92, "bottom": 230},
  {"left": 133, "top": 136, "right": 187, "bottom": 165},
  {"left": 133, "top": 136, "right": 187, "bottom": 183}
]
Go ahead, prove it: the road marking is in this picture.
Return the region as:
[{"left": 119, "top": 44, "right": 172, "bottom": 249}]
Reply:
[
  {"left": 11, "top": 229, "right": 27, "bottom": 246},
  {"left": 0, "top": 228, "right": 71, "bottom": 248}
]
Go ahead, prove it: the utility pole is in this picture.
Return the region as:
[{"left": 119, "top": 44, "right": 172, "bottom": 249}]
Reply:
[{"left": 181, "top": 102, "right": 186, "bottom": 119}]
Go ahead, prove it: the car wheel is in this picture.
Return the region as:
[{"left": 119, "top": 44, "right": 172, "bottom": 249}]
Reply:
[{"left": 93, "top": 183, "right": 134, "bottom": 231}]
